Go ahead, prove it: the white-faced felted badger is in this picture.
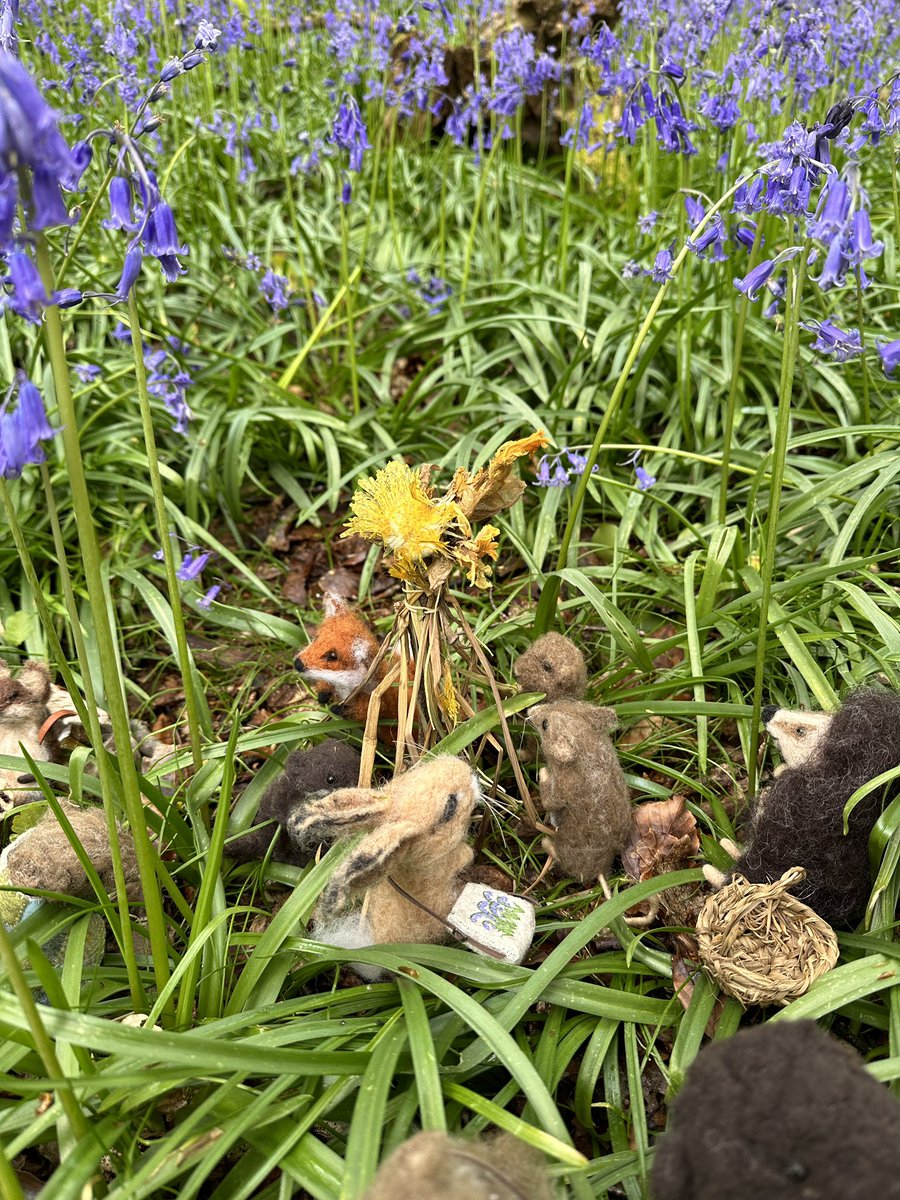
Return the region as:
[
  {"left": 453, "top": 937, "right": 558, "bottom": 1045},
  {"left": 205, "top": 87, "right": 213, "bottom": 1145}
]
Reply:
[
  {"left": 651, "top": 1020, "right": 900, "bottom": 1200},
  {"left": 730, "top": 689, "right": 900, "bottom": 927}
]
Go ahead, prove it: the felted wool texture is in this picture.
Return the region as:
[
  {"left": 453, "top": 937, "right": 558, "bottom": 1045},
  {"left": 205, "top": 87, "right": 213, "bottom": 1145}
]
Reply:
[
  {"left": 651, "top": 1019, "right": 900, "bottom": 1200},
  {"left": 734, "top": 688, "right": 900, "bottom": 927},
  {"left": 291, "top": 756, "right": 477, "bottom": 948},
  {"left": 362, "top": 1132, "right": 554, "bottom": 1200},
  {"left": 228, "top": 739, "right": 360, "bottom": 867},
  {"left": 6, "top": 801, "right": 141, "bottom": 900},
  {"left": 513, "top": 632, "right": 587, "bottom": 701},
  {"left": 528, "top": 700, "right": 632, "bottom": 882},
  {"left": 0, "top": 659, "right": 53, "bottom": 792}
]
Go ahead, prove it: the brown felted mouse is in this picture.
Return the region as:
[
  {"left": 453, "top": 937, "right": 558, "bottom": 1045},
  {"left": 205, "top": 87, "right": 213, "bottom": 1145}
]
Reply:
[
  {"left": 528, "top": 700, "right": 632, "bottom": 882},
  {"left": 651, "top": 1019, "right": 900, "bottom": 1200},
  {"left": 290, "top": 756, "right": 478, "bottom": 968},
  {"left": 363, "top": 1131, "right": 554, "bottom": 1200},
  {"left": 714, "top": 689, "right": 900, "bottom": 927},
  {"left": 0, "top": 660, "right": 54, "bottom": 796},
  {"left": 228, "top": 738, "right": 361, "bottom": 867},
  {"left": 6, "top": 800, "right": 141, "bottom": 901},
  {"left": 513, "top": 632, "right": 587, "bottom": 702}
]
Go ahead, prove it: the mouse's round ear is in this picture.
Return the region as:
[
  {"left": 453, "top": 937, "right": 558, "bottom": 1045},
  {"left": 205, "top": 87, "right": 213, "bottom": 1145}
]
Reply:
[{"left": 591, "top": 706, "right": 619, "bottom": 733}]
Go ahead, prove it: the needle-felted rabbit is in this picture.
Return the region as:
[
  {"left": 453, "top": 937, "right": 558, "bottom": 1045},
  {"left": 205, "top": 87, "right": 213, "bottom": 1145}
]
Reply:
[
  {"left": 363, "top": 1131, "right": 554, "bottom": 1200},
  {"left": 289, "top": 755, "right": 479, "bottom": 959}
]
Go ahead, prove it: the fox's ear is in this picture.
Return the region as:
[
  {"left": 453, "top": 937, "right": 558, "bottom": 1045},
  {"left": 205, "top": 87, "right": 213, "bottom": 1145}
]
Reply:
[{"left": 323, "top": 592, "right": 348, "bottom": 619}]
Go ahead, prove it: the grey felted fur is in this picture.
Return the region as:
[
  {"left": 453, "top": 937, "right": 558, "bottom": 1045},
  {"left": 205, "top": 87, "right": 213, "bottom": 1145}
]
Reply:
[
  {"left": 228, "top": 738, "right": 360, "bottom": 867},
  {"left": 513, "top": 632, "right": 587, "bottom": 701},
  {"left": 528, "top": 700, "right": 632, "bottom": 882},
  {"left": 733, "top": 688, "right": 900, "bottom": 927},
  {"left": 651, "top": 1020, "right": 900, "bottom": 1200},
  {"left": 363, "top": 1131, "right": 554, "bottom": 1200}
]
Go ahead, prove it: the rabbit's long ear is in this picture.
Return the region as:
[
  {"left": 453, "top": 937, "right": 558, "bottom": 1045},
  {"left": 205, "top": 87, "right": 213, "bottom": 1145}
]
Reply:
[
  {"left": 322, "top": 818, "right": 421, "bottom": 909},
  {"left": 19, "top": 661, "right": 51, "bottom": 704},
  {"left": 287, "top": 786, "right": 387, "bottom": 845}
]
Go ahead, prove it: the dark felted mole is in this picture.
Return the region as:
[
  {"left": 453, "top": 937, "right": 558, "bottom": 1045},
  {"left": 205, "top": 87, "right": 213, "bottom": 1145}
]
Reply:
[
  {"left": 513, "top": 632, "right": 587, "bottom": 702},
  {"left": 733, "top": 688, "right": 900, "bottom": 927},
  {"left": 528, "top": 700, "right": 632, "bottom": 882},
  {"left": 228, "top": 738, "right": 360, "bottom": 867},
  {"left": 651, "top": 1019, "right": 900, "bottom": 1200},
  {"left": 363, "top": 1131, "right": 554, "bottom": 1200}
]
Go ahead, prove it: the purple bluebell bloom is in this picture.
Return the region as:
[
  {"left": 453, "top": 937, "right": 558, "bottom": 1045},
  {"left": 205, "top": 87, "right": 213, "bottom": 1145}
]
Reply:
[
  {"left": 331, "top": 96, "right": 369, "bottom": 172},
  {"left": 103, "top": 177, "right": 139, "bottom": 231},
  {"left": 565, "top": 449, "right": 598, "bottom": 476},
  {"left": 877, "top": 340, "right": 900, "bottom": 377},
  {"left": 3, "top": 250, "right": 50, "bottom": 323},
  {"left": 195, "top": 21, "right": 221, "bottom": 51},
  {"left": 197, "top": 583, "right": 222, "bottom": 609},
  {"left": 115, "top": 246, "right": 143, "bottom": 300},
  {"left": 142, "top": 201, "right": 187, "bottom": 260},
  {"left": 0, "top": 373, "right": 58, "bottom": 478},
  {"left": 75, "top": 364, "right": 101, "bottom": 383},
  {"left": 802, "top": 319, "right": 863, "bottom": 362},
  {"left": 259, "top": 269, "right": 290, "bottom": 312},
  {"left": 845, "top": 210, "right": 884, "bottom": 265},
  {"left": 734, "top": 258, "right": 777, "bottom": 301},
  {"left": 176, "top": 551, "right": 212, "bottom": 582},
  {"left": 53, "top": 287, "right": 82, "bottom": 308},
  {"left": 638, "top": 210, "right": 659, "bottom": 235},
  {"left": 625, "top": 449, "right": 656, "bottom": 491},
  {"left": 649, "top": 246, "right": 674, "bottom": 283}
]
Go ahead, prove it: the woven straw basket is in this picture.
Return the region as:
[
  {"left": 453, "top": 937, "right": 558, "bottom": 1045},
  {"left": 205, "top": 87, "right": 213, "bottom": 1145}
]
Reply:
[{"left": 696, "top": 866, "right": 839, "bottom": 1007}]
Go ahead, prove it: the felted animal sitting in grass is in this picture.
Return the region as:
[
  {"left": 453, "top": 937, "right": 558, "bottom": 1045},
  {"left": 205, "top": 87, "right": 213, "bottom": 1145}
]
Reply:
[
  {"left": 708, "top": 689, "right": 900, "bottom": 927},
  {"left": 228, "top": 739, "right": 361, "bottom": 868},
  {"left": 289, "top": 755, "right": 478, "bottom": 960},
  {"left": 294, "top": 592, "right": 406, "bottom": 741},
  {"left": 528, "top": 700, "right": 632, "bottom": 882},
  {"left": 0, "top": 660, "right": 54, "bottom": 798},
  {"left": 363, "top": 1131, "right": 554, "bottom": 1200},
  {"left": 513, "top": 631, "right": 587, "bottom": 702},
  {"left": 651, "top": 1019, "right": 900, "bottom": 1200}
]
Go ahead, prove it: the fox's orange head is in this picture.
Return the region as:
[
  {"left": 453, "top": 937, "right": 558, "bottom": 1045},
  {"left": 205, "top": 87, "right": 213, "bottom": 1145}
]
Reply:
[{"left": 295, "top": 593, "right": 380, "bottom": 704}]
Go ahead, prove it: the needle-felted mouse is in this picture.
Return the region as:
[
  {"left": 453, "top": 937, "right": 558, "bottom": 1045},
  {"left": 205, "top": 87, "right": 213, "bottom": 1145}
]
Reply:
[
  {"left": 651, "top": 1019, "right": 900, "bottom": 1200},
  {"left": 719, "top": 689, "right": 900, "bottom": 927},
  {"left": 513, "top": 632, "right": 587, "bottom": 701},
  {"left": 0, "top": 660, "right": 54, "bottom": 797},
  {"left": 228, "top": 739, "right": 361, "bottom": 868},
  {"left": 363, "top": 1131, "right": 554, "bottom": 1200},
  {"left": 290, "top": 756, "right": 478, "bottom": 966},
  {"left": 527, "top": 700, "right": 632, "bottom": 882}
]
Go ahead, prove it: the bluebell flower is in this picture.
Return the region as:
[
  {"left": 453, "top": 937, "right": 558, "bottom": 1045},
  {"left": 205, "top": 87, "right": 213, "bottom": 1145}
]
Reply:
[
  {"left": 684, "top": 196, "right": 705, "bottom": 226},
  {"left": 75, "top": 364, "right": 101, "bottom": 383},
  {"left": 637, "top": 211, "right": 659, "bottom": 235},
  {"left": 115, "top": 246, "right": 143, "bottom": 300},
  {"left": 331, "top": 96, "right": 369, "bottom": 172},
  {"left": 565, "top": 449, "right": 598, "bottom": 476},
  {"left": 103, "top": 176, "right": 139, "bottom": 231},
  {"left": 141, "top": 200, "right": 188, "bottom": 279},
  {"left": 176, "top": 551, "right": 212, "bottom": 582},
  {"left": 734, "top": 258, "right": 776, "bottom": 301},
  {"left": 845, "top": 210, "right": 884, "bottom": 265},
  {"left": 622, "top": 260, "right": 642, "bottom": 279},
  {"left": 195, "top": 21, "right": 221, "bottom": 51},
  {"left": 877, "top": 340, "right": 900, "bottom": 377},
  {"left": 53, "top": 287, "right": 82, "bottom": 308},
  {"left": 196, "top": 583, "right": 222, "bottom": 609},
  {"left": 3, "top": 250, "right": 50, "bottom": 323},
  {"left": 802, "top": 319, "right": 863, "bottom": 362},
  {"left": 624, "top": 449, "right": 656, "bottom": 491},
  {"left": 0, "top": 373, "right": 57, "bottom": 478},
  {"left": 649, "top": 246, "right": 674, "bottom": 283},
  {"left": 687, "top": 214, "right": 727, "bottom": 261},
  {"left": 259, "top": 269, "right": 291, "bottom": 312}
]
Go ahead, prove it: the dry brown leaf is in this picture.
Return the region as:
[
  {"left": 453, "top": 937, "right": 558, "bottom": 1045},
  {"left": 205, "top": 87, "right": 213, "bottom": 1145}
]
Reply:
[{"left": 623, "top": 795, "right": 700, "bottom": 882}]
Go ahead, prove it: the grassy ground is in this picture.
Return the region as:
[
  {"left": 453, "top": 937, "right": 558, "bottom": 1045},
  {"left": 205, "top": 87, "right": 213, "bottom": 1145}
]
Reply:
[{"left": 2, "top": 0, "right": 900, "bottom": 1195}]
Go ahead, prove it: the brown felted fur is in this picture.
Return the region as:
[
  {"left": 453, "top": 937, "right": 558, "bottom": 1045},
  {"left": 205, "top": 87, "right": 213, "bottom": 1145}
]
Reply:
[
  {"left": 528, "top": 700, "right": 632, "bottom": 882},
  {"left": 363, "top": 1131, "right": 554, "bottom": 1200},
  {"left": 513, "top": 632, "right": 587, "bottom": 701},
  {"left": 290, "top": 756, "right": 477, "bottom": 947},
  {"left": 0, "top": 659, "right": 53, "bottom": 793},
  {"left": 7, "top": 801, "right": 141, "bottom": 900},
  {"left": 228, "top": 739, "right": 361, "bottom": 867},
  {"left": 733, "top": 688, "right": 900, "bottom": 927},
  {"left": 651, "top": 1020, "right": 900, "bottom": 1200}
]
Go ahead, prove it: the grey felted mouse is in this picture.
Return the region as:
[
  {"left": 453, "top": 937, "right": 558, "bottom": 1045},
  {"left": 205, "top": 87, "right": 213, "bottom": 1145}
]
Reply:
[
  {"left": 363, "top": 1131, "right": 554, "bottom": 1200},
  {"left": 725, "top": 689, "right": 900, "bottom": 927},
  {"left": 651, "top": 1019, "right": 900, "bottom": 1200},
  {"left": 228, "top": 738, "right": 361, "bottom": 867},
  {"left": 513, "top": 632, "right": 587, "bottom": 702},
  {"left": 528, "top": 700, "right": 632, "bottom": 882}
]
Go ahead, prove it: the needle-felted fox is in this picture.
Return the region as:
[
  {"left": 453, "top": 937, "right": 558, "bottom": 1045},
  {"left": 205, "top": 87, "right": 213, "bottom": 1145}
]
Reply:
[{"left": 294, "top": 593, "right": 408, "bottom": 741}]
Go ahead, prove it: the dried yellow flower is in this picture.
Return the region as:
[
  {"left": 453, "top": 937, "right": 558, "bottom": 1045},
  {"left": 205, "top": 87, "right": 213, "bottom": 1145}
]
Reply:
[
  {"left": 451, "top": 430, "right": 550, "bottom": 521},
  {"left": 437, "top": 660, "right": 460, "bottom": 725},
  {"left": 342, "top": 460, "right": 461, "bottom": 583},
  {"left": 455, "top": 524, "right": 501, "bottom": 589}
]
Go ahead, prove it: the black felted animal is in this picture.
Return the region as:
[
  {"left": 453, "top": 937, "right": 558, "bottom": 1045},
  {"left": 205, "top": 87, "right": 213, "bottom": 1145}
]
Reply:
[
  {"left": 731, "top": 688, "right": 900, "bottom": 927},
  {"left": 651, "top": 1020, "right": 900, "bottom": 1200},
  {"left": 228, "top": 739, "right": 360, "bottom": 867}
]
